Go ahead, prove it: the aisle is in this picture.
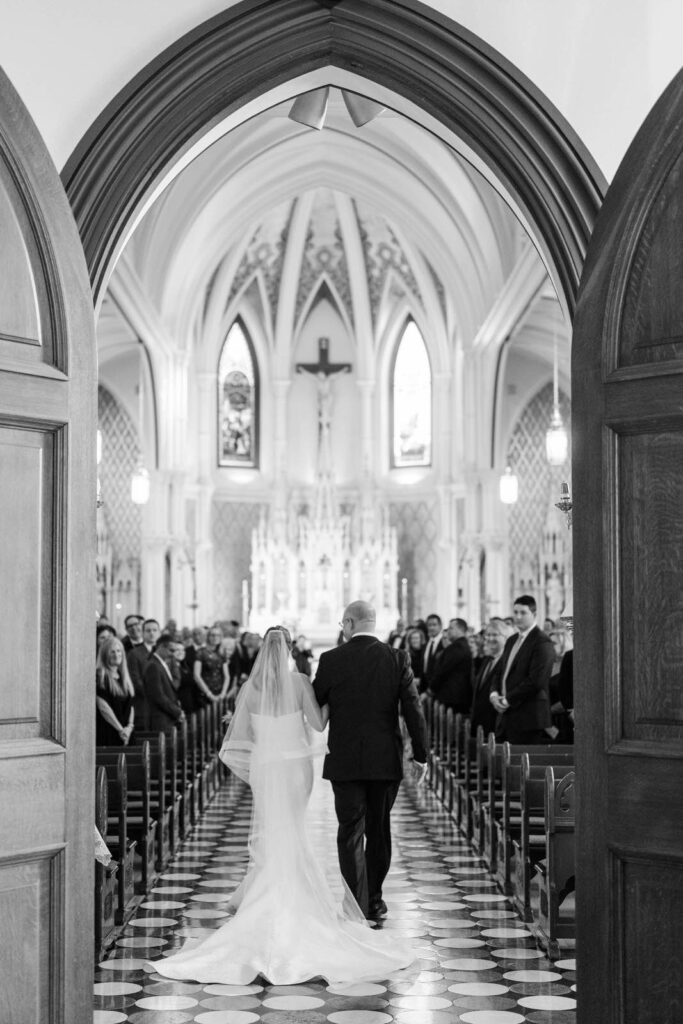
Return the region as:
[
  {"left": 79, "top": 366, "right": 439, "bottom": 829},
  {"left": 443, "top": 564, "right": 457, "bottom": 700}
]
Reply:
[{"left": 94, "top": 776, "right": 577, "bottom": 1024}]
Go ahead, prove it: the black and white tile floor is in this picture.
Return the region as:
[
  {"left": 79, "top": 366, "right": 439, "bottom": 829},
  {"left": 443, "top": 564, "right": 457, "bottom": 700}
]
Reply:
[{"left": 94, "top": 775, "right": 577, "bottom": 1024}]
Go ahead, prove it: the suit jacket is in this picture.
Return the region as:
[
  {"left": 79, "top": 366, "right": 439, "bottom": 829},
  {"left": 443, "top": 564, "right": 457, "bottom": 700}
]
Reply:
[
  {"left": 127, "top": 643, "right": 152, "bottom": 728},
  {"left": 470, "top": 655, "right": 499, "bottom": 736},
  {"left": 495, "top": 626, "right": 554, "bottom": 733},
  {"left": 313, "top": 635, "right": 428, "bottom": 781},
  {"left": 421, "top": 636, "right": 444, "bottom": 690},
  {"left": 428, "top": 637, "right": 472, "bottom": 713},
  {"left": 144, "top": 656, "right": 183, "bottom": 733}
]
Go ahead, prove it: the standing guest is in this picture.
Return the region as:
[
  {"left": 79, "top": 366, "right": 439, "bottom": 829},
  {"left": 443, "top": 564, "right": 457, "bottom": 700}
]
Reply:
[
  {"left": 489, "top": 595, "right": 554, "bottom": 744},
  {"left": 405, "top": 627, "right": 428, "bottom": 693},
  {"left": 470, "top": 618, "right": 514, "bottom": 736},
  {"left": 228, "top": 632, "right": 262, "bottom": 695},
  {"left": 386, "top": 618, "right": 407, "bottom": 649},
  {"left": 122, "top": 614, "right": 145, "bottom": 653},
  {"left": 313, "top": 600, "right": 428, "bottom": 921},
  {"left": 421, "top": 613, "right": 444, "bottom": 691},
  {"left": 428, "top": 617, "right": 473, "bottom": 714},
  {"left": 96, "top": 622, "right": 116, "bottom": 649},
  {"left": 179, "top": 626, "right": 206, "bottom": 713},
  {"left": 555, "top": 627, "right": 575, "bottom": 743},
  {"left": 467, "top": 629, "right": 485, "bottom": 676},
  {"left": 144, "top": 634, "right": 186, "bottom": 735},
  {"left": 127, "top": 618, "right": 160, "bottom": 730},
  {"left": 96, "top": 636, "right": 135, "bottom": 746},
  {"left": 293, "top": 634, "right": 314, "bottom": 676},
  {"left": 194, "top": 625, "right": 229, "bottom": 703}
]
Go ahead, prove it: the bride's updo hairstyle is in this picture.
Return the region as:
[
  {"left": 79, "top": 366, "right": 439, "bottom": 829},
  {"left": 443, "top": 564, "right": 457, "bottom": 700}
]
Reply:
[{"left": 264, "top": 625, "right": 292, "bottom": 650}]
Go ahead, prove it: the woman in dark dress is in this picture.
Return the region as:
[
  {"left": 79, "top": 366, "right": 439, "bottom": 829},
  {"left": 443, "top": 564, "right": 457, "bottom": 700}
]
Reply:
[
  {"left": 194, "top": 626, "right": 229, "bottom": 703},
  {"left": 96, "top": 636, "right": 135, "bottom": 745},
  {"left": 405, "top": 627, "right": 427, "bottom": 693}
]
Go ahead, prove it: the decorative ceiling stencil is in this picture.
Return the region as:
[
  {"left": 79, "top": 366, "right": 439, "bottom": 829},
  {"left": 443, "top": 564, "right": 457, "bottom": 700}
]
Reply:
[
  {"left": 295, "top": 189, "right": 353, "bottom": 328},
  {"left": 98, "top": 385, "right": 142, "bottom": 563},
  {"left": 506, "top": 382, "right": 571, "bottom": 588},
  {"left": 356, "top": 200, "right": 423, "bottom": 325},
  {"left": 226, "top": 197, "right": 294, "bottom": 325}
]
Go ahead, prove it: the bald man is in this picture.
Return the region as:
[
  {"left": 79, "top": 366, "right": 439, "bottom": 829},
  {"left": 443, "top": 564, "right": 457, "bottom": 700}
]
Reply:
[{"left": 313, "top": 600, "right": 428, "bottom": 921}]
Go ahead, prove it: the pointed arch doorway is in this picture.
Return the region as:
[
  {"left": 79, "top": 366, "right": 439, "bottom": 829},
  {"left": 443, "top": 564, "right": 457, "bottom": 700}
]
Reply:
[{"left": 57, "top": 3, "right": 683, "bottom": 1021}]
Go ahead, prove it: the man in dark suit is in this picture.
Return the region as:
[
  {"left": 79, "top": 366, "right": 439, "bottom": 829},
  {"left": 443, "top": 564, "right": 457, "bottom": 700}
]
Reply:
[
  {"left": 421, "top": 613, "right": 444, "bottom": 691},
  {"left": 470, "top": 617, "right": 514, "bottom": 736},
  {"left": 313, "top": 600, "right": 428, "bottom": 921},
  {"left": 127, "top": 618, "right": 160, "bottom": 730},
  {"left": 489, "top": 595, "right": 554, "bottom": 743},
  {"left": 428, "top": 617, "right": 473, "bottom": 713},
  {"left": 144, "top": 633, "right": 186, "bottom": 736}
]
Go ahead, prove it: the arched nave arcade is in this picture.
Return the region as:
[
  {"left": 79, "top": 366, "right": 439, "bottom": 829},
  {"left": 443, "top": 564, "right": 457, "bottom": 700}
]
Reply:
[{"left": 0, "top": 3, "right": 681, "bottom": 1023}]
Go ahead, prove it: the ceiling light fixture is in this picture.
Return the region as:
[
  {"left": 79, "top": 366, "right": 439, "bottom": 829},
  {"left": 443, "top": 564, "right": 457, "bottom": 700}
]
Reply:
[{"left": 288, "top": 87, "right": 385, "bottom": 130}]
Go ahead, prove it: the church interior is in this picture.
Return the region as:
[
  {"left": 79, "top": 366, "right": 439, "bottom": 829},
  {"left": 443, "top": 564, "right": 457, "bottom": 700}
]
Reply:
[{"left": 1, "top": 3, "right": 681, "bottom": 1023}]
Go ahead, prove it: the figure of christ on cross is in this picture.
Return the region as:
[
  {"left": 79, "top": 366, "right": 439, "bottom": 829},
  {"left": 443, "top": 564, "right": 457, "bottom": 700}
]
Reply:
[{"left": 296, "top": 338, "right": 352, "bottom": 472}]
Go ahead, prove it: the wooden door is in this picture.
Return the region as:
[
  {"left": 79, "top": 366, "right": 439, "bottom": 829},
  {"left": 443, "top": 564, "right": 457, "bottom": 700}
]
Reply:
[
  {"left": 573, "top": 69, "right": 683, "bottom": 1022},
  {"left": 0, "top": 72, "right": 95, "bottom": 1022}
]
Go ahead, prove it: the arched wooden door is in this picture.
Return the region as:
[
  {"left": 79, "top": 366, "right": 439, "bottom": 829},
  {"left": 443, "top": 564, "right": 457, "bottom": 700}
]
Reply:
[
  {"left": 0, "top": 71, "right": 95, "bottom": 1023},
  {"left": 573, "top": 68, "right": 683, "bottom": 1022}
]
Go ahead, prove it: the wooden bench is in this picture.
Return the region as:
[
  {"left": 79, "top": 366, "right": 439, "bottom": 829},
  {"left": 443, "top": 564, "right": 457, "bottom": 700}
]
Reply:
[
  {"left": 97, "top": 741, "right": 157, "bottom": 893},
  {"left": 455, "top": 718, "right": 478, "bottom": 841},
  {"left": 134, "top": 730, "right": 176, "bottom": 867},
  {"left": 446, "top": 712, "right": 467, "bottom": 825},
  {"left": 94, "top": 766, "right": 118, "bottom": 960},
  {"left": 533, "top": 766, "right": 576, "bottom": 958},
  {"left": 95, "top": 751, "right": 137, "bottom": 922},
  {"left": 493, "top": 743, "right": 575, "bottom": 891},
  {"left": 470, "top": 727, "right": 494, "bottom": 857},
  {"left": 176, "top": 717, "right": 197, "bottom": 835},
  {"left": 511, "top": 753, "right": 574, "bottom": 922}
]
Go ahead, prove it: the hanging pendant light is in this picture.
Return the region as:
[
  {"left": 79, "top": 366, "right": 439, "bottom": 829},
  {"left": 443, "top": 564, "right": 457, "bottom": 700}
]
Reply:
[
  {"left": 131, "top": 459, "right": 150, "bottom": 505},
  {"left": 499, "top": 465, "right": 518, "bottom": 504},
  {"left": 546, "top": 330, "right": 568, "bottom": 466}
]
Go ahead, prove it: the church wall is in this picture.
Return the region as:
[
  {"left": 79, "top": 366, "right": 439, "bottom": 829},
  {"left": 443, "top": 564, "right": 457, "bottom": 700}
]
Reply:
[
  {"left": 211, "top": 500, "right": 266, "bottom": 623},
  {"left": 389, "top": 499, "right": 440, "bottom": 622}
]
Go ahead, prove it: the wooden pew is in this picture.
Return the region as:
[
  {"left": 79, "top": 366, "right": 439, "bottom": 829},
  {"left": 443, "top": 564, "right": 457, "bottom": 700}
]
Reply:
[
  {"left": 533, "top": 766, "right": 576, "bottom": 958},
  {"left": 187, "top": 712, "right": 204, "bottom": 821},
  {"left": 495, "top": 744, "right": 574, "bottom": 894},
  {"left": 97, "top": 741, "right": 157, "bottom": 893},
  {"left": 94, "top": 766, "right": 118, "bottom": 960},
  {"left": 447, "top": 713, "right": 467, "bottom": 826},
  {"left": 470, "top": 726, "right": 492, "bottom": 856},
  {"left": 176, "top": 717, "right": 196, "bottom": 835},
  {"left": 134, "top": 730, "right": 175, "bottom": 867},
  {"left": 455, "top": 717, "right": 477, "bottom": 841},
  {"left": 511, "top": 752, "right": 574, "bottom": 921},
  {"left": 96, "top": 751, "right": 136, "bottom": 923}
]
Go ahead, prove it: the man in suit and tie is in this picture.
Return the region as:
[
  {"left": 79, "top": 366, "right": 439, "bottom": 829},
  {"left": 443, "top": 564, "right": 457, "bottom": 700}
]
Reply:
[
  {"left": 489, "top": 595, "right": 554, "bottom": 743},
  {"left": 144, "top": 633, "right": 186, "bottom": 736},
  {"left": 470, "top": 617, "right": 514, "bottom": 735},
  {"left": 313, "top": 600, "right": 428, "bottom": 921},
  {"left": 421, "top": 613, "right": 444, "bottom": 692},
  {"left": 428, "top": 617, "right": 473, "bottom": 713}
]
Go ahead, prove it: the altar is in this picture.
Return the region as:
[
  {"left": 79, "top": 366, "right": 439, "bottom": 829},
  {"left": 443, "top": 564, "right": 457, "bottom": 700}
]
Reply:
[{"left": 247, "top": 339, "right": 399, "bottom": 643}]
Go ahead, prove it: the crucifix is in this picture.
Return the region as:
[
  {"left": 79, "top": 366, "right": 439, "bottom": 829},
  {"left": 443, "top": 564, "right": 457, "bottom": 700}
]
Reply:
[{"left": 296, "top": 338, "right": 352, "bottom": 466}]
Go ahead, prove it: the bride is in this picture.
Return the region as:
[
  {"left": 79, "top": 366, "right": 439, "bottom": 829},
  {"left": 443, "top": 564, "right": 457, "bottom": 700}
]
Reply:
[{"left": 152, "top": 625, "right": 415, "bottom": 985}]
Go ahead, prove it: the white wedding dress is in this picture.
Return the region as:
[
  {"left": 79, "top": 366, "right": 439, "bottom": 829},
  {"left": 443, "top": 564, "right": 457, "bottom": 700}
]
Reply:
[{"left": 153, "top": 631, "right": 414, "bottom": 985}]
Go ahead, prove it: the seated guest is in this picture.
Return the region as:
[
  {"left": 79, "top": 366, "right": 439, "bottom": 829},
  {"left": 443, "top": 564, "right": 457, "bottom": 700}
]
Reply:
[
  {"left": 489, "top": 595, "right": 554, "bottom": 744},
  {"left": 144, "top": 633, "right": 186, "bottom": 735},
  {"left": 121, "top": 613, "right": 144, "bottom": 653},
  {"left": 96, "top": 636, "right": 135, "bottom": 746},
  {"left": 405, "top": 627, "right": 428, "bottom": 693},
  {"left": 293, "top": 634, "right": 314, "bottom": 676},
  {"left": 470, "top": 618, "right": 513, "bottom": 736},
  {"left": 194, "top": 625, "right": 229, "bottom": 703},
  {"left": 429, "top": 618, "right": 473, "bottom": 713}
]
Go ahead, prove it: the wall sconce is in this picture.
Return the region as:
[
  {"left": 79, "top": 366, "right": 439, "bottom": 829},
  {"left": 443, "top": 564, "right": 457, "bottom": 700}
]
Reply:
[{"left": 499, "top": 465, "right": 519, "bottom": 504}]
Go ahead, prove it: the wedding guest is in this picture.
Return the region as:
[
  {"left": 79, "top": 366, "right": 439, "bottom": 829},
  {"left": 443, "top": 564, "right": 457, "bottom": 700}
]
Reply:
[
  {"left": 489, "top": 595, "right": 554, "bottom": 743},
  {"left": 96, "top": 636, "right": 135, "bottom": 746},
  {"left": 428, "top": 618, "right": 472, "bottom": 713},
  {"left": 422, "top": 613, "right": 444, "bottom": 690},
  {"left": 194, "top": 625, "right": 229, "bottom": 702},
  {"left": 470, "top": 618, "right": 513, "bottom": 736},
  {"left": 96, "top": 622, "right": 116, "bottom": 649},
  {"left": 127, "top": 618, "right": 160, "bottom": 730},
  {"left": 386, "top": 618, "right": 407, "bottom": 649},
  {"left": 293, "top": 634, "right": 314, "bottom": 676},
  {"left": 228, "top": 631, "right": 261, "bottom": 695},
  {"left": 122, "top": 613, "right": 144, "bottom": 653},
  {"left": 405, "top": 627, "right": 427, "bottom": 693},
  {"left": 145, "top": 634, "right": 186, "bottom": 735}
]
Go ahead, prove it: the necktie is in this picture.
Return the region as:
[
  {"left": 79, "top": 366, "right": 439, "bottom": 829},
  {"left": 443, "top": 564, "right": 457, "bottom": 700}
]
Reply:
[
  {"left": 501, "top": 633, "right": 524, "bottom": 697},
  {"left": 424, "top": 639, "right": 433, "bottom": 673}
]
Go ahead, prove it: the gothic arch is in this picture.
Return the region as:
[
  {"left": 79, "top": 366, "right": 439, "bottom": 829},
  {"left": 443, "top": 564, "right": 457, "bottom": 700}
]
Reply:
[{"left": 62, "top": 0, "right": 605, "bottom": 314}]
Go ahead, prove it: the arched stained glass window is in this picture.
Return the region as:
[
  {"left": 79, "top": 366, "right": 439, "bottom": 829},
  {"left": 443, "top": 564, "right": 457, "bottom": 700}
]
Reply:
[
  {"left": 218, "top": 320, "right": 258, "bottom": 467},
  {"left": 391, "top": 320, "right": 432, "bottom": 467}
]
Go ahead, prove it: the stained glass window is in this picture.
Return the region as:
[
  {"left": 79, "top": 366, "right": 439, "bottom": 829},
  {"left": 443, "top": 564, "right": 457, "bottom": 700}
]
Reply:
[
  {"left": 217, "top": 320, "right": 258, "bottom": 467},
  {"left": 392, "top": 320, "right": 432, "bottom": 467}
]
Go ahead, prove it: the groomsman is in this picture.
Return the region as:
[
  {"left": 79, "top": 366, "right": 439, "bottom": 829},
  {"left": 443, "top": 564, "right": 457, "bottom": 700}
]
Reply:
[
  {"left": 313, "top": 600, "right": 428, "bottom": 921},
  {"left": 421, "top": 613, "right": 444, "bottom": 691},
  {"left": 489, "top": 596, "right": 554, "bottom": 743}
]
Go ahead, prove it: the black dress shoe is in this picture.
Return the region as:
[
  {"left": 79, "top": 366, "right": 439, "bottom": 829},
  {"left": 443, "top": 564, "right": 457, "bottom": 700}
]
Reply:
[{"left": 368, "top": 898, "right": 388, "bottom": 920}]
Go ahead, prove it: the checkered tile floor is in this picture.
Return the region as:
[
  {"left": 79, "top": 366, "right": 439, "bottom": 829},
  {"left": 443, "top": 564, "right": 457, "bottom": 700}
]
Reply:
[{"left": 94, "top": 774, "right": 577, "bottom": 1023}]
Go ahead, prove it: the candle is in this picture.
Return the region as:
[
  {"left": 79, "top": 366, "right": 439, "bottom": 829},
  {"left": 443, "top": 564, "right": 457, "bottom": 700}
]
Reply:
[{"left": 400, "top": 577, "right": 408, "bottom": 621}]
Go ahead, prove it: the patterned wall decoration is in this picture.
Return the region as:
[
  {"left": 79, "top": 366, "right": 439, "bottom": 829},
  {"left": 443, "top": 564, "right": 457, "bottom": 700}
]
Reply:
[
  {"left": 506, "top": 382, "right": 572, "bottom": 598},
  {"left": 295, "top": 190, "right": 354, "bottom": 328},
  {"left": 212, "top": 500, "right": 265, "bottom": 621},
  {"left": 226, "top": 198, "right": 294, "bottom": 324},
  {"left": 356, "top": 200, "right": 423, "bottom": 326},
  {"left": 98, "top": 385, "right": 142, "bottom": 561},
  {"left": 389, "top": 500, "right": 440, "bottom": 620}
]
